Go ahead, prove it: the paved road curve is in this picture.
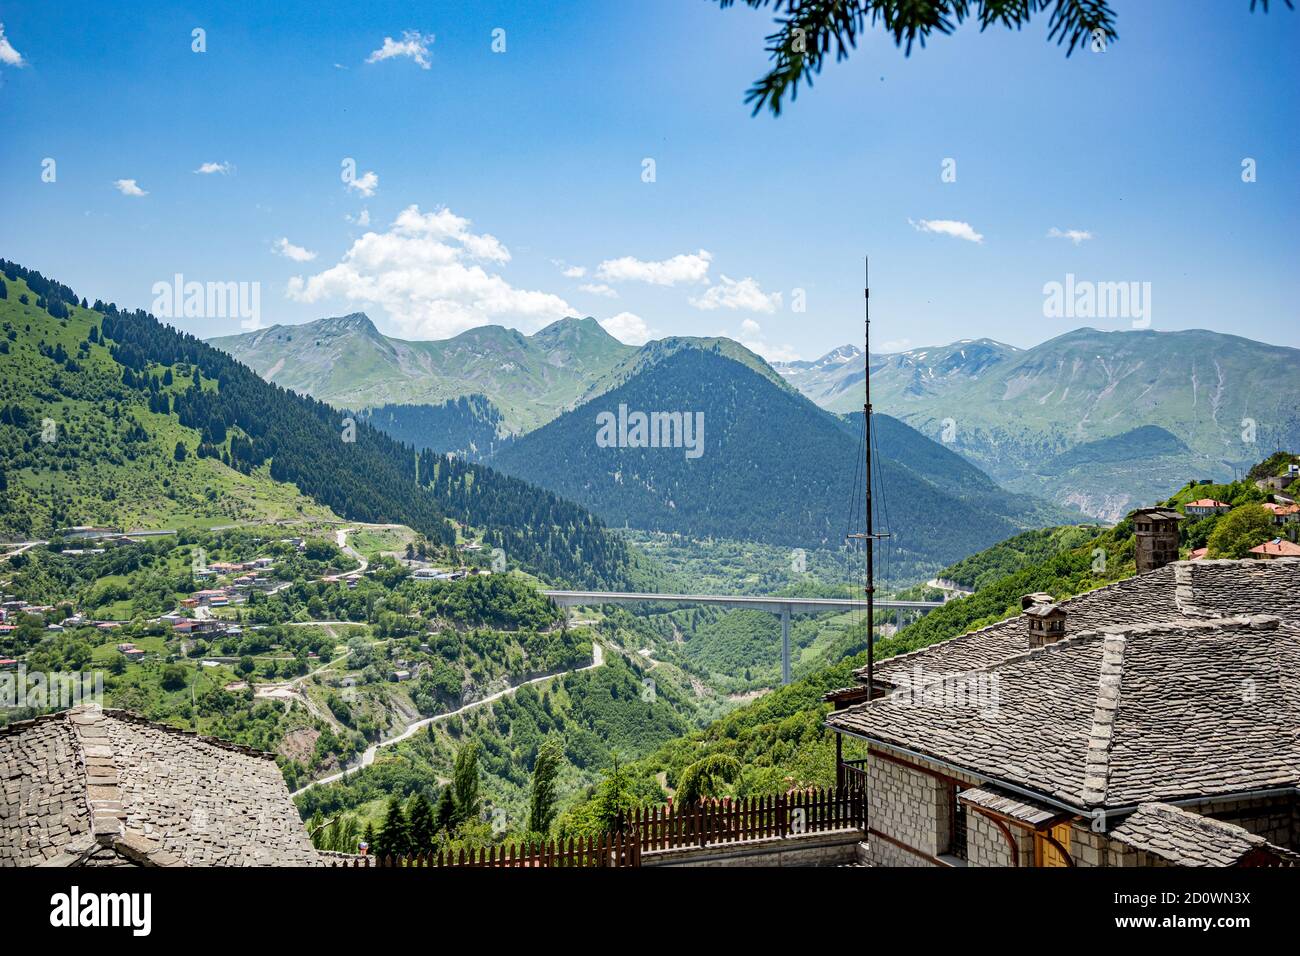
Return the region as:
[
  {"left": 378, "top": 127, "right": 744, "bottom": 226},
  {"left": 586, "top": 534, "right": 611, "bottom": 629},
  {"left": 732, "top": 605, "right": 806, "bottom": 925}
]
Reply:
[{"left": 291, "top": 642, "right": 604, "bottom": 797}]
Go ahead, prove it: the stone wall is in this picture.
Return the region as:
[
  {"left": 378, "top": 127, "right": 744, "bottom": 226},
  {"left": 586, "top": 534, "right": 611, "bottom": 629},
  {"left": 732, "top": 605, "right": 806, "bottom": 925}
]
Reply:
[
  {"left": 966, "top": 810, "right": 1033, "bottom": 867},
  {"left": 864, "top": 748, "right": 983, "bottom": 866},
  {"left": 1197, "top": 793, "right": 1297, "bottom": 849}
]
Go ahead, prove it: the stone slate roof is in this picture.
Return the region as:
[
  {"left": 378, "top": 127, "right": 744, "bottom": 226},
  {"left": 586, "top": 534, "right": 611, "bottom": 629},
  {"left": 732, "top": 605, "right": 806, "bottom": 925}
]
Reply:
[
  {"left": 855, "top": 559, "right": 1299, "bottom": 691},
  {"left": 828, "top": 558, "right": 1300, "bottom": 813},
  {"left": 0, "top": 707, "right": 321, "bottom": 867},
  {"left": 958, "top": 785, "right": 1065, "bottom": 827},
  {"left": 1109, "top": 803, "right": 1300, "bottom": 867}
]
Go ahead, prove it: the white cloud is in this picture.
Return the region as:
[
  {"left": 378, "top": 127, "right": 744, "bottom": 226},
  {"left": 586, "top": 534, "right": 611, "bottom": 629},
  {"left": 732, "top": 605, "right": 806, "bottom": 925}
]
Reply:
[
  {"left": 286, "top": 203, "right": 573, "bottom": 339},
  {"left": 562, "top": 265, "right": 586, "bottom": 279},
  {"left": 735, "top": 319, "right": 800, "bottom": 363},
  {"left": 275, "top": 237, "right": 318, "bottom": 263},
  {"left": 346, "top": 170, "right": 379, "bottom": 198},
  {"left": 1047, "top": 226, "right": 1094, "bottom": 245},
  {"left": 113, "top": 179, "right": 147, "bottom": 197},
  {"left": 600, "top": 312, "right": 651, "bottom": 345},
  {"left": 194, "top": 161, "right": 232, "bottom": 175},
  {"left": 596, "top": 249, "right": 712, "bottom": 286},
  {"left": 579, "top": 283, "right": 618, "bottom": 298},
  {"left": 346, "top": 209, "right": 371, "bottom": 227},
  {"left": 366, "top": 30, "right": 434, "bottom": 69},
  {"left": 0, "top": 23, "right": 25, "bottom": 67},
  {"left": 909, "top": 218, "right": 984, "bottom": 244},
  {"left": 689, "top": 274, "right": 781, "bottom": 313}
]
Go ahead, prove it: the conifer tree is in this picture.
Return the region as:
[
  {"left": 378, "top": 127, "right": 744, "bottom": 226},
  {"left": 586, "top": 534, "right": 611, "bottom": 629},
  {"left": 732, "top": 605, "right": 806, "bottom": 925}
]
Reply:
[{"left": 527, "top": 736, "right": 564, "bottom": 837}]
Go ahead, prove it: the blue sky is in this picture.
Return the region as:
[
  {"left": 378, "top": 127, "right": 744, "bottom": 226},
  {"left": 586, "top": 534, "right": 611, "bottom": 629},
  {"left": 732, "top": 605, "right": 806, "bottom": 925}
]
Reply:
[{"left": 1, "top": 0, "right": 1297, "bottom": 360}]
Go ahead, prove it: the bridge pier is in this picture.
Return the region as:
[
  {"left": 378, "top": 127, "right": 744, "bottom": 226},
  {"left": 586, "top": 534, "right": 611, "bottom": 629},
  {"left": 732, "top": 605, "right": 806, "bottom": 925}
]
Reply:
[{"left": 780, "top": 606, "right": 791, "bottom": 685}]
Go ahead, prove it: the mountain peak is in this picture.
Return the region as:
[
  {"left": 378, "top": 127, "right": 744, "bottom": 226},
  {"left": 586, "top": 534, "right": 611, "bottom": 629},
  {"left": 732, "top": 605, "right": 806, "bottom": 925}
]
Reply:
[
  {"left": 532, "top": 316, "right": 611, "bottom": 343},
  {"left": 319, "top": 312, "right": 380, "bottom": 336}
]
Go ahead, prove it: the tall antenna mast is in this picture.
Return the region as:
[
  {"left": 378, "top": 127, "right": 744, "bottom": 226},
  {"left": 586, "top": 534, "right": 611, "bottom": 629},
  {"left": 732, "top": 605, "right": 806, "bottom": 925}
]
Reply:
[
  {"left": 847, "top": 257, "right": 889, "bottom": 696},
  {"left": 864, "top": 258, "right": 875, "bottom": 694}
]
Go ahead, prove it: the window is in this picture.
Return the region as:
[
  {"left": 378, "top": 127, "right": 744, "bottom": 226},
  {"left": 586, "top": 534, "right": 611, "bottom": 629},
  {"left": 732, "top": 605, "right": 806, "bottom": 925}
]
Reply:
[{"left": 945, "top": 783, "right": 968, "bottom": 862}]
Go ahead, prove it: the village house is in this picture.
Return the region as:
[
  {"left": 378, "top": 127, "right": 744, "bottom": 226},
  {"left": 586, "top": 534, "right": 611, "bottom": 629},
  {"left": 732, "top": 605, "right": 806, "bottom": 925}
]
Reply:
[
  {"left": 1262, "top": 501, "right": 1300, "bottom": 525},
  {"left": 1250, "top": 538, "right": 1300, "bottom": 560},
  {"left": 825, "top": 558, "right": 1300, "bottom": 867},
  {"left": 0, "top": 707, "right": 322, "bottom": 866},
  {"left": 193, "top": 588, "right": 229, "bottom": 607},
  {"left": 1184, "top": 498, "right": 1231, "bottom": 518},
  {"left": 1256, "top": 467, "right": 1299, "bottom": 494}
]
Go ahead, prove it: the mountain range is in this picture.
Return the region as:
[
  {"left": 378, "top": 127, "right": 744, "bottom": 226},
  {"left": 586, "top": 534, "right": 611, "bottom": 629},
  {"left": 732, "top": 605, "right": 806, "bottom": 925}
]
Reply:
[
  {"left": 206, "top": 308, "right": 1299, "bottom": 533},
  {"left": 209, "top": 314, "right": 636, "bottom": 433},
  {"left": 775, "top": 330, "right": 1300, "bottom": 519}
]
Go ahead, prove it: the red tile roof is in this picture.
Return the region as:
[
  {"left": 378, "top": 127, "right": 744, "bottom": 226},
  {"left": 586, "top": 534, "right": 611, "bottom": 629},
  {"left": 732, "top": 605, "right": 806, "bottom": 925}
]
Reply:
[{"left": 1250, "top": 539, "right": 1300, "bottom": 557}]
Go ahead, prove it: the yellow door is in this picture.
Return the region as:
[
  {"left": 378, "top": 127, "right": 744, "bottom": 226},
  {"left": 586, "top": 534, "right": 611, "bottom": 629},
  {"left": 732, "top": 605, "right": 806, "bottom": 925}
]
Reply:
[{"left": 1036, "top": 823, "right": 1072, "bottom": 867}]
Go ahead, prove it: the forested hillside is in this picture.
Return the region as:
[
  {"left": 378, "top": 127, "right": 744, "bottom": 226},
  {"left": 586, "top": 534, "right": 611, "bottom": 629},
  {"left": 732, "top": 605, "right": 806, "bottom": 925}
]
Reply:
[
  {"left": 0, "top": 260, "right": 645, "bottom": 590},
  {"left": 493, "top": 348, "right": 1073, "bottom": 574}
]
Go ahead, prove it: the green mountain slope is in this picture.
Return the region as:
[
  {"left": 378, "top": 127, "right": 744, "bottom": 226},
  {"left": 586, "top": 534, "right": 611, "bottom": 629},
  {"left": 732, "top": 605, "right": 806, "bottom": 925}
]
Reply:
[
  {"left": 0, "top": 260, "right": 646, "bottom": 590},
  {"left": 491, "top": 348, "right": 1072, "bottom": 574},
  {"left": 0, "top": 269, "right": 341, "bottom": 534},
  {"left": 209, "top": 314, "right": 636, "bottom": 432},
  {"left": 781, "top": 329, "right": 1300, "bottom": 519}
]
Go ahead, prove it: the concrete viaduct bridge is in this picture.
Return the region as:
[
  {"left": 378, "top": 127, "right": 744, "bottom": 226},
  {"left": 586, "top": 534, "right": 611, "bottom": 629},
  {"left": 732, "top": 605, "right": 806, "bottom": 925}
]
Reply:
[{"left": 541, "top": 590, "right": 946, "bottom": 685}]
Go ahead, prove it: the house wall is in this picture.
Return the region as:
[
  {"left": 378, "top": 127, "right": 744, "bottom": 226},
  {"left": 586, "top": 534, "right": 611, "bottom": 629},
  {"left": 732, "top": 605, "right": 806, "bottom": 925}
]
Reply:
[
  {"left": 862, "top": 748, "right": 1298, "bottom": 867},
  {"left": 864, "top": 748, "right": 982, "bottom": 867},
  {"left": 1194, "top": 793, "right": 1297, "bottom": 849},
  {"left": 966, "top": 811, "right": 1033, "bottom": 867}
]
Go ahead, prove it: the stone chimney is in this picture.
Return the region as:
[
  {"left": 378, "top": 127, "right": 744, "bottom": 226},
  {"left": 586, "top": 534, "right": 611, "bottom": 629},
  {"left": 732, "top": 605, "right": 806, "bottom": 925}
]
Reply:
[{"left": 1022, "top": 593, "right": 1067, "bottom": 648}]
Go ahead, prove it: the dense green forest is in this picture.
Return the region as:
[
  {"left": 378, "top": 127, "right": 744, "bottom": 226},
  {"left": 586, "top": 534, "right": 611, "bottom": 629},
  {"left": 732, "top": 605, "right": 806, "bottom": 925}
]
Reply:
[{"left": 356, "top": 395, "right": 513, "bottom": 461}]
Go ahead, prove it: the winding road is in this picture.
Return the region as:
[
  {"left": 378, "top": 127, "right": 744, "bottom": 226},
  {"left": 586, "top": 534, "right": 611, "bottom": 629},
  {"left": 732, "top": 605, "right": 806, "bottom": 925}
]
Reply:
[{"left": 291, "top": 641, "right": 604, "bottom": 797}]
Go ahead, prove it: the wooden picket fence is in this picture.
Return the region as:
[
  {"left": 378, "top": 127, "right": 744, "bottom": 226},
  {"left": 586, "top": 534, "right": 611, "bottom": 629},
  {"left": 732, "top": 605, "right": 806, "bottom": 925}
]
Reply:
[
  {"left": 329, "top": 831, "right": 640, "bottom": 868},
  {"left": 618, "top": 786, "right": 865, "bottom": 852},
  {"left": 330, "top": 786, "right": 864, "bottom": 868}
]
